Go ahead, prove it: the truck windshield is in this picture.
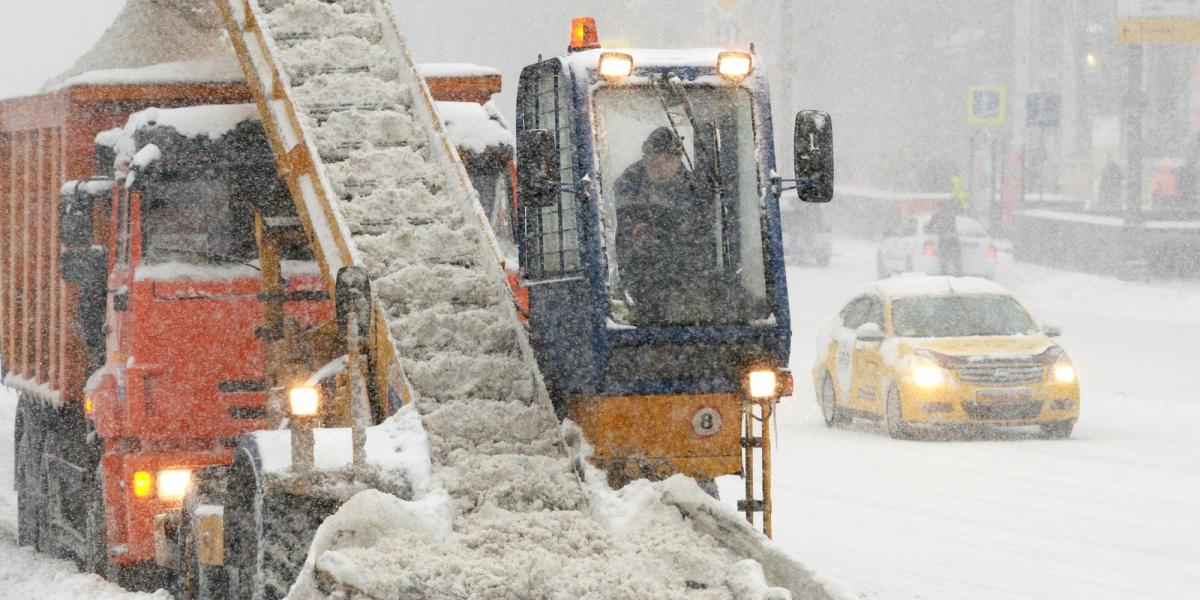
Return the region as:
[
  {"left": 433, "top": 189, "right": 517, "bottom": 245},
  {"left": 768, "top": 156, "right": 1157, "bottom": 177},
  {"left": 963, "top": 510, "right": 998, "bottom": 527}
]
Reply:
[
  {"left": 891, "top": 294, "right": 1039, "bottom": 338},
  {"left": 593, "top": 84, "right": 768, "bottom": 326},
  {"left": 141, "top": 175, "right": 256, "bottom": 264}
]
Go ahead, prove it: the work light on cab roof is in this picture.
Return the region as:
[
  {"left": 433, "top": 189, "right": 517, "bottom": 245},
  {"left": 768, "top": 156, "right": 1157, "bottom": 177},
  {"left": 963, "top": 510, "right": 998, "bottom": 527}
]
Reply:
[
  {"left": 598, "top": 52, "right": 634, "bottom": 79},
  {"left": 717, "top": 51, "right": 754, "bottom": 80}
]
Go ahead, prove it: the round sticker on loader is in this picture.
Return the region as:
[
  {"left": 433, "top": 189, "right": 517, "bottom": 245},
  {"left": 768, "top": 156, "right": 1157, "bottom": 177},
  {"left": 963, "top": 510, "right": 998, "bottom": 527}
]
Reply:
[{"left": 692, "top": 407, "right": 723, "bottom": 437}]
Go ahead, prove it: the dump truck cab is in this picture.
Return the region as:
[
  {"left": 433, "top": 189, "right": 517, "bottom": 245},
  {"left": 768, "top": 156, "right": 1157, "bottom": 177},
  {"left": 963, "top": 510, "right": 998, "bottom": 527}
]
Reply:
[
  {"left": 68, "top": 105, "right": 329, "bottom": 565},
  {"left": 513, "top": 21, "right": 833, "bottom": 507}
]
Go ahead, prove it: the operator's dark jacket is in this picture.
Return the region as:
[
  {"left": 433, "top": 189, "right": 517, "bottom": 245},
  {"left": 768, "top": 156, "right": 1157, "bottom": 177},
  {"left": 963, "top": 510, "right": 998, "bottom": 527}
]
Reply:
[{"left": 613, "top": 161, "right": 715, "bottom": 306}]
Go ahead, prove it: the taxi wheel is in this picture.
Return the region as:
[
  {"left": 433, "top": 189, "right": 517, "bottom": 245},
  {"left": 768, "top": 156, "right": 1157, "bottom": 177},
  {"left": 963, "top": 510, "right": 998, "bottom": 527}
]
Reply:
[
  {"left": 820, "top": 374, "right": 850, "bottom": 427},
  {"left": 1039, "top": 421, "right": 1074, "bottom": 440},
  {"left": 885, "top": 387, "right": 917, "bottom": 440}
]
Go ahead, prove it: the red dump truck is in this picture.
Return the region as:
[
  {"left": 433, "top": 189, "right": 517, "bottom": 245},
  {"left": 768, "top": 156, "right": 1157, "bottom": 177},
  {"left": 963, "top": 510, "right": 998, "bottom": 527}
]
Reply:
[
  {"left": 1, "top": 72, "right": 309, "bottom": 582},
  {"left": 2, "top": 61, "right": 512, "bottom": 594}
]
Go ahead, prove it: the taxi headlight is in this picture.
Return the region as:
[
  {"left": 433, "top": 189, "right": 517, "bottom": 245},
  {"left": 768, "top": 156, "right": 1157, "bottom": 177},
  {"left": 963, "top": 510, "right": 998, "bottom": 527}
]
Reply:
[
  {"left": 747, "top": 369, "right": 778, "bottom": 399},
  {"left": 156, "top": 469, "right": 191, "bottom": 502},
  {"left": 911, "top": 359, "right": 945, "bottom": 387},
  {"left": 1054, "top": 363, "right": 1077, "bottom": 383}
]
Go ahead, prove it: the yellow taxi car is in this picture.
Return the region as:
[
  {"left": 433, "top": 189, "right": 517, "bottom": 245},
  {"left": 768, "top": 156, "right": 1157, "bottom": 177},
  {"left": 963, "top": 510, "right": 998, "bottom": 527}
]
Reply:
[{"left": 812, "top": 276, "right": 1080, "bottom": 439}]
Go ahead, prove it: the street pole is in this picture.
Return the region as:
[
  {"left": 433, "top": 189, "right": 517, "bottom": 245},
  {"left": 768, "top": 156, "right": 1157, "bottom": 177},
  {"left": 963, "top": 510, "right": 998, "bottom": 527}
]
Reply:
[{"left": 1125, "top": 43, "right": 1144, "bottom": 222}]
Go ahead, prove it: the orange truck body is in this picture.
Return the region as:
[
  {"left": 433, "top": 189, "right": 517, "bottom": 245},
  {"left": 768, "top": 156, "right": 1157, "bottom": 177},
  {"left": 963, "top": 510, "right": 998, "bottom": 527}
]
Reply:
[
  {"left": 1, "top": 80, "right": 249, "bottom": 411},
  {"left": 1, "top": 80, "right": 333, "bottom": 564}
]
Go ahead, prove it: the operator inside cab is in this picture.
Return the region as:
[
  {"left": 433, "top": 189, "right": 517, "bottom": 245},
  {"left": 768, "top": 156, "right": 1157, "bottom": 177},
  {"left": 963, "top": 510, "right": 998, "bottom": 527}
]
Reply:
[
  {"left": 613, "top": 127, "right": 715, "bottom": 324},
  {"left": 597, "top": 83, "right": 769, "bottom": 328}
]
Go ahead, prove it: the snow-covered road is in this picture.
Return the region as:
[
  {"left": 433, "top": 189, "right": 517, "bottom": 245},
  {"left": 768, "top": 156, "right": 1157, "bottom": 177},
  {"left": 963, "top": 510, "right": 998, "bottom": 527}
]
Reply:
[
  {"left": 719, "top": 240, "right": 1200, "bottom": 600},
  {"left": 2, "top": 238, "right": 1198, "bottom": 599}
]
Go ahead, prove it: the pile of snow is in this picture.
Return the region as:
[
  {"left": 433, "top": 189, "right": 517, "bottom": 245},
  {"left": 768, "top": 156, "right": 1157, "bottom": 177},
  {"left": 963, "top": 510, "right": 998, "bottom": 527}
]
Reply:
[
  {"left": 436, "top": 101, "right": 513, "bottom": 154},
  {"left": 43, "top": 0, "right": 231, "bottom": 91},
  {"left": 50, "top": 55, "right": 244, "bottom": 92}
]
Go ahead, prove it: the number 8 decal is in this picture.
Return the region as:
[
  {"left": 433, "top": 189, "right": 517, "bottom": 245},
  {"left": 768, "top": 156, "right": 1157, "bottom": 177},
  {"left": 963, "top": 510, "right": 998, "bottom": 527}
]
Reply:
[{"left": 692, "top": 407, "right": 723, "bottom": 437}]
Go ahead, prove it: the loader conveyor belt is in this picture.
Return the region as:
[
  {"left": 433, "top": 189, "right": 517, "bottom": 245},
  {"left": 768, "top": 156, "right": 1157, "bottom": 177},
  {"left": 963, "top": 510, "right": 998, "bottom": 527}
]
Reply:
[{"left": 214, "top": 1, "right": 843, "bottom": 597}]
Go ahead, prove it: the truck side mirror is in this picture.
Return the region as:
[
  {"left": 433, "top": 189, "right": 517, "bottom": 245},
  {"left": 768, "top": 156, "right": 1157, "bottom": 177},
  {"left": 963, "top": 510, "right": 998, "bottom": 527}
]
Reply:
[
  {"left": 517, "top": 129, "right": 559, "bottom": 208},
  {"left": 855, "top": 322, "right": 884, "bottom": 343},
  {"left": 794, "top": 111, "right": 834, "bottom": 203},
  {"left": 61, "top": 247, "right": 107, "bottom": 285},
  {"left": 60, "top": 180, "right": 105, "bottom": 247}
]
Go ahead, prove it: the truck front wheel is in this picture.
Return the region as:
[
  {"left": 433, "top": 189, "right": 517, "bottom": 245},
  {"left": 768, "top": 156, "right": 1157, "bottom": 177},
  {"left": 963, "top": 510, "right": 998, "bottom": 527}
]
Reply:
[{"left": 15, "top": 396, "right": 46, "bottom": 550}]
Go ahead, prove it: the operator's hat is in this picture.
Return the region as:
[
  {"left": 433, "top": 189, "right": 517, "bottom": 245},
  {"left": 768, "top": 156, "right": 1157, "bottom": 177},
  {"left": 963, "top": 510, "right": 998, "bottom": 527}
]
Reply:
[{"left": 643, "top": 126, "right": 683, "bottom": 155}]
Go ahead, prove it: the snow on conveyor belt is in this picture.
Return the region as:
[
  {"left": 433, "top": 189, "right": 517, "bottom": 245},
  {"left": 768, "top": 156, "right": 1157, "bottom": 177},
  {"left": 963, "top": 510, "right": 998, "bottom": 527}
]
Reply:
[{"left": 223, "top": 0, "right": 841, "bottom": 598}]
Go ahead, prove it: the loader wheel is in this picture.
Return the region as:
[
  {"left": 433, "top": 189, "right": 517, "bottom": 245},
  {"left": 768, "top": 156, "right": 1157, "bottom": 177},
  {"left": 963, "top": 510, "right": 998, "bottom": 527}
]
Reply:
[
  {"left": 885, "top": 387, "right": 917, "bottom": 440},
  {"left": 819, "top": 374, "right": 850, "bottom": 428},
  {"left": 226, "top": 445, "right": 337, "bottom": 600},
  {"left": 15, "top": 397, "right": 46, "bottom": 549}
]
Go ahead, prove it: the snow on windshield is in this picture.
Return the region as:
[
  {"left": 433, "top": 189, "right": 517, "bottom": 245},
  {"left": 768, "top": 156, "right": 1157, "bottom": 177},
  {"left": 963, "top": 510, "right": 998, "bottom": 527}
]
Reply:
[{"left": 891, "top": 294, "right": 1037, "bottom": 338}]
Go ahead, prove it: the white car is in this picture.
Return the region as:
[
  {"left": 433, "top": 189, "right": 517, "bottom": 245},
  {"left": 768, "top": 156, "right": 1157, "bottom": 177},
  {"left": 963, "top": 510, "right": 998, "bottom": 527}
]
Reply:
[{"left": 876, "top": 215, "right": 997, "bottom": 279}]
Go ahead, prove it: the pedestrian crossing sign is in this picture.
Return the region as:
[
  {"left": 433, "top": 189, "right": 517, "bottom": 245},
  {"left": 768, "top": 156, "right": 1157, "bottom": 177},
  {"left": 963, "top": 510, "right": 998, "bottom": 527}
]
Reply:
[{"left": 968, "top": 86, "right": 1006, "bottom": 125}]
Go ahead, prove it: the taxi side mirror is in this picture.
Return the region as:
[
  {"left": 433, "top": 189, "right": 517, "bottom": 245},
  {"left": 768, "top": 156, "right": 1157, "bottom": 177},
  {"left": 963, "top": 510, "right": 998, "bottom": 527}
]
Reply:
[
  {"left": 1043, "top": 321, "right": 1062, "bottom": 338},
  {"left": 794, "top": 110, "right": 834, "bottom": 203},
  {"left": 855, "top": 322, "right": 884, "bottom": 343},
  {"left": 517, "top": 129, "right": 559, "bottom": 208}
]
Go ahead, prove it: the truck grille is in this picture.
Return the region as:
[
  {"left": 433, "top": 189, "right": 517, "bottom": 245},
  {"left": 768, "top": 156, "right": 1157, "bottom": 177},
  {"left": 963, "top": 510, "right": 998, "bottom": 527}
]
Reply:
[
  {"left": 954, "top": 363, "right": 1045, "bottom": 386},
  {"left": 962, "top": 401, "right": 1043, "bottom": 421}
]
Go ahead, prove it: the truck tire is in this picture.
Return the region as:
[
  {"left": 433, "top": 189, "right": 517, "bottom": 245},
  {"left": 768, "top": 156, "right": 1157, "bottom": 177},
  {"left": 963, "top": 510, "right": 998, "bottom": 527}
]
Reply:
[
  {"left": 15, "top": 396, "right": 46, "bottom": 550},
  {"left": 177, "top": 468, "right": 229, "bottom": 600},
  {"left": 81, "top": 466, "right": 118, "bottom": 579},
  {"left": 226, "top": 444, "right": 337, "bottom": 600}
]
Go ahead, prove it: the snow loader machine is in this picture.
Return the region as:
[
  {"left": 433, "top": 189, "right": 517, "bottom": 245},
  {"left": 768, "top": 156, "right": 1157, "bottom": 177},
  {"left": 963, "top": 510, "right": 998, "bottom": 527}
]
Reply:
[{"left": 4, "top": 0, "right": 841, "bottom": 597}]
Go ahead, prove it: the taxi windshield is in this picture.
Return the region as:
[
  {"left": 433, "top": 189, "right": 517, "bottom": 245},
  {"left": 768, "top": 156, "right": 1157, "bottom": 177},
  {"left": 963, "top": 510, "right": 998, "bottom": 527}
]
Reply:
[
  {"left": 891, "top": 294, "right": 1038, "bottom": 338},
  {"left": 593, "top": 83, "right": 768, "bottom": 326}
]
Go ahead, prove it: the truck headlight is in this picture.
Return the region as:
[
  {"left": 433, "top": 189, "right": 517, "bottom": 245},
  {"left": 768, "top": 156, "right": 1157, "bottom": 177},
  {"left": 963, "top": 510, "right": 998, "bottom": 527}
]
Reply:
[
  {"left": 289, "top": 386, "right": 320, "bottom": 416},
  {"left": 911, "top": 358, "right": 945, "bottom": 387},
  {"left": 156, "top": 469, "right": 191, "bottom": 502},
  {"left": 1054, "top": 363, "right": 1077, "bottom": 383},
  {"left": 747, "top": 369, "right": 778, "bottom": 399}
]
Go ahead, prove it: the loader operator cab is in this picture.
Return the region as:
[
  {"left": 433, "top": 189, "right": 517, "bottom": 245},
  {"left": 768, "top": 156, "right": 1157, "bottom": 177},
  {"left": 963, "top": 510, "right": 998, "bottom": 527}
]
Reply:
[
  {"left": 514, "top": 30, "right": 833, "bottom": 407},
  {"left": 512, "top": 21, "right": 832, "bottom": 496}
]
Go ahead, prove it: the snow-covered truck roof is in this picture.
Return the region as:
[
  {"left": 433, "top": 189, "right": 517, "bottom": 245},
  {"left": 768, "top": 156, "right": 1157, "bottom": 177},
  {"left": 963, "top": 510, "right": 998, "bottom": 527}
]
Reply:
[{"left": 435, "top": 101, "right": 513, "bottom": 154}]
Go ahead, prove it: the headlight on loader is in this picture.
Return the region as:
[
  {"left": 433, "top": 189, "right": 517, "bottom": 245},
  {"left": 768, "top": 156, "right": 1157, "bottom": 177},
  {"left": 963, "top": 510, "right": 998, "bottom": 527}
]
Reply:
[
  {"left": 289, "top": 385, "right": 320, "bottom": 417},
  {"left": 156, "top": 469, "right": 192, "bottom": 502},
  {"left": 747, "top": 369, "right": 778, "bottom": 399}
]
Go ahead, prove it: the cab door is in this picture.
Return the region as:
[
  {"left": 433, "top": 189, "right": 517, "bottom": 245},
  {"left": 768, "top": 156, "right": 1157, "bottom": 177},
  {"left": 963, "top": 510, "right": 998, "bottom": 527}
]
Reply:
[{"left": 849, "top": 295, "right": 886, "bottom": 415}]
